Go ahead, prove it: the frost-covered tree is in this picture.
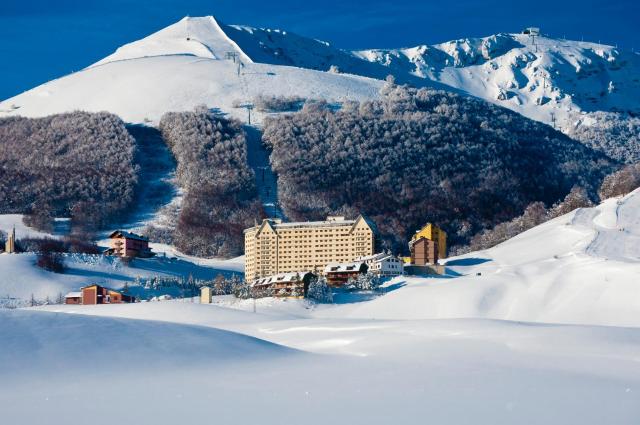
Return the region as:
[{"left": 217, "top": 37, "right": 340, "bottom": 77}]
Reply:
[
  {"left": 158, "top": 107, "right": 263, "bottom": 257},
  {"left": 355, "top": 272, "right": 382, "bottom": 291},
  {"left": 598, "top": 162, "right": 640, "bottom": 200},
  {"left": 548, "top": 186, "right": 594, "bottom": 217},
  {"left": 306, "top": 276, "right": 333, "bottom": 303},
  {"left": 0, "top": 112, "right": 138, "bottom": 231},
  {"left": 458, "top": 185, "right": 595, "bottom": 254},
  {"left": 254, "top": 95, "right": 305, "bottom": 112},
  {"left": 567, "top": 112, "right": 640, "bottom": 163}
]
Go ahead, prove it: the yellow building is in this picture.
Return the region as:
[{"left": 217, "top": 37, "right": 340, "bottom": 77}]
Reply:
[
  {"left": 244, "top": 216, "right": 375, "bottom": 280},
  {"left": 411, "top": 223, "right": 447, "bottom": 259}
]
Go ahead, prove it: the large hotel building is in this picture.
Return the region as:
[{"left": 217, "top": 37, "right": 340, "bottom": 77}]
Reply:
[{"left": 244, "top": 216, "right": 375, "bottom": 280}]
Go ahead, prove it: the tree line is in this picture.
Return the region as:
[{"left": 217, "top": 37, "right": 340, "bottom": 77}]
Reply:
[
  {"left": 0, "top": 112, "right": 138, "bottom": 233},
  {"left": 456, "top": 161, "right": 640, "bottom": 253},
  {"left": 155, "top": 106, "right": 263, "bottom": 257}
]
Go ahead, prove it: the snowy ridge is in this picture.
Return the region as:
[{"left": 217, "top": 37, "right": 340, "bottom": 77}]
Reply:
[
  {"left": 0, "top": 55, "right": 383, "bottom": 125},
  {"left": 4, "top": 16, "right": 637, "bottom": 134},
  {"left": 355, "top": 33, "right": 640, "bottom": 130},
  {"left": 92, "top": 16, "right": 254, "bottom": 66}
]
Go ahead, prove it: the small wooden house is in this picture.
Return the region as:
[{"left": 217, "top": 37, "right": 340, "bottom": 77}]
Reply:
[{"left": 324, "top": 262, "right": 368, "bottom": 286}]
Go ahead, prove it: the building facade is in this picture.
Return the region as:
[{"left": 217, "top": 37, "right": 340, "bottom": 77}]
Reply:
[
  {"left": 244, "top": 216, "right": 375, "bottom": 280},
  {"left": 356, "top": 253, "right": 404, "bottom": 277},
  {"left": 105, "top": 230, "right": 152, "bottom": 258},
  {"left": 411, "top": 223, "right": 447, "bottom": 259},
  {"left": 79, "top": 284, "right": 136, "bottom": 304},
  {"left": 410, "top": 237, "right": 438, "bottom": 266},
  {"left": 64, "top": 292, "right": 82, "bottom": 305}
]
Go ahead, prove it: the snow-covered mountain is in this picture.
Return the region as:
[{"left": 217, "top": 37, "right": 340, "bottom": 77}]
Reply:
[
  {"left": 92, "top": 15, "right": 420, "bottom": 84},
  {"left": 355, "top": 33, "right": 640, "bottom": 132},
  {"left": 2, "top": 16, "right": 638, "bottom": 136},
  {"left": 0, "top": 17, "right": 394, "bottom": 125}
]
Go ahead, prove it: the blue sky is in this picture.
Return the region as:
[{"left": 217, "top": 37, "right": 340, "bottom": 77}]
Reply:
[{"left": 1, "top": 0, "right": 638, "bottom": 100}]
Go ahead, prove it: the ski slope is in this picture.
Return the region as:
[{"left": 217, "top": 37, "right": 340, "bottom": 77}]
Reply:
[
  {"left": 317, "top": 189, "right": 640, "bottom": 327},
  {"left": 0, "top": 55, "right": 383, "bottom": 125}
]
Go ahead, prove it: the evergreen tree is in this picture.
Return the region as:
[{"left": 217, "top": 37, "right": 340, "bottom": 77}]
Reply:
[{"left": 307, "top": 276, "right": 333, "bottom": 303}]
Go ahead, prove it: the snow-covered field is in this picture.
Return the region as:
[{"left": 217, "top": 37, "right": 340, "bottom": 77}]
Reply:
[
  {"left": 2, "top": 303, "right": 638, "bottom": 424},
  {"left": 2, "top": 191, "right": 640, "bottom": 424}
]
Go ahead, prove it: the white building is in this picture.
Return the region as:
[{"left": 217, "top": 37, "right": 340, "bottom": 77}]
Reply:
[{"left": 355, "top": 253, "right": 404, "bottom": 277}]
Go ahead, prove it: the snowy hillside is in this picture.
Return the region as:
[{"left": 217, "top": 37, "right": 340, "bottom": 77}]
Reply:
[
  {"left": 355, "top": 33, "right": 640, "bottom": 132},
  {"left": 324, "top": 189, "right": 640, "bottom": 327},
  {"left": 93, "top": 16, "right": 422, "bottom": 85},
  {"left": 3, "top": 181, "right": 640, "bottom": 425},
  {"left": 0, "top": 55, "right": 382, "bottom": 125},
  {"left": 0, "top": 16, "right": 415, "bottom": 125},
  {"left": 4, "top": 303, "right": 639, "bottom": 424}
]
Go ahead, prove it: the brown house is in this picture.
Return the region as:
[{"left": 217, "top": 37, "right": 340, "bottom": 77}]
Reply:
[
  {"left": 410, "top": 237, "right": 439, "bottom": 266},
  {"left": 75, "top": 284, "right": 136, "bottom": 305},
  {"left": 105, "top": 230, "right": 152, "bottom": 258},
  {"left": 324, "top": 262, "right": 368, "bottom": 286}
]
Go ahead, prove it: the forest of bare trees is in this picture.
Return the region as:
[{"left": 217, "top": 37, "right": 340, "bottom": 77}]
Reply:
[
  {"left": 0, "top": 112, "right": 138, "bottom": 233},
  {"left": 262, "top": 82, "right": 615, "bottom": 252},
  {"left": 157, "top": 107, "right": 263, "bottom": 257}
]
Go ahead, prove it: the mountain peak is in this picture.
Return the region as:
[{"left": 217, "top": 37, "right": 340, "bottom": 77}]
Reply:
[{"left": 91, "top": 15, "right": 253, "bottom": 67}]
